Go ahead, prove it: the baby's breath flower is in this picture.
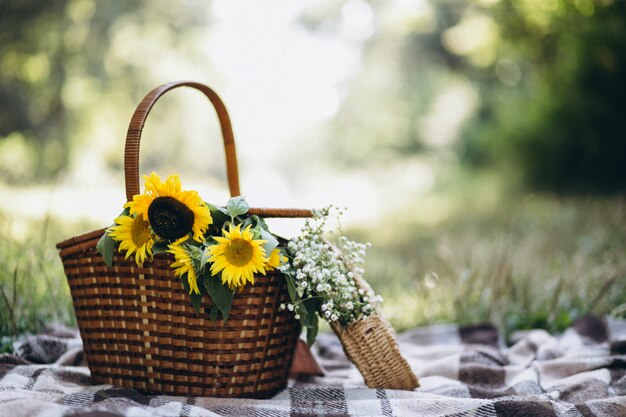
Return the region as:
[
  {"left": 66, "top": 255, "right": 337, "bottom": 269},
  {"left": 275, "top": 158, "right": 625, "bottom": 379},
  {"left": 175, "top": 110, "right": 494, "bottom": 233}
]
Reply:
[{"left": 281, "top": 206, "right": 382, "bottom": 327}]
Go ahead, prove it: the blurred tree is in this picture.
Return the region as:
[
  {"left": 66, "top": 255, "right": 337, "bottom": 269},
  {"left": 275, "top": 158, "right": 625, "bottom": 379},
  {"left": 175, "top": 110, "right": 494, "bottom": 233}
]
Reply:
[
  {"left": 463, "top": 0, "right": 626, "bottom": 193},
  {"left": 0, "top": 0, "right": 213, "bottom": 184},
  {"left": 0, "top": 1, "right": 70, "bottom": 182},
  {"left": 306, "top": 0, "right": 625, "bottom": 195},
  {"left": 0, "top": 0, "right": 143, "bottom": 183},
  {"left": 3, "top": 0, "right": 624, "bottom": 195}
]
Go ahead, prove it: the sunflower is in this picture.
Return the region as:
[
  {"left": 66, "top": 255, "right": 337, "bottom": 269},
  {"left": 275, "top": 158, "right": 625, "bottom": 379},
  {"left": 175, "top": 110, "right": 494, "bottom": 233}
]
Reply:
[
  {"left": 108, "top": 214, "right": 154, "bottom": 266},
  {"left": 126, "top": 172, "right": 212, "bottom": 242},
  {"left": 266, "top": 248, "right": 287, "bottom": 272},
  {"left": 168, "top": 244, "right": 200, "bottom": 295},
  {"left": 207, "top": 224, "right": 267, "bottom": 289}
]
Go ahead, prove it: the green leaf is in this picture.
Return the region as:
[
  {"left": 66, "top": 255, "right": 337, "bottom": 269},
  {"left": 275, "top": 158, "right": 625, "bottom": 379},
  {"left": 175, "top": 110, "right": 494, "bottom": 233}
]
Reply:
[
  {"left": 189, "top": 292, "right": 203, "bottom": 313},
  {"left": 226, "top": 196, "right": 249, "bottom": 218},
  {"left": 200, "top": 244, "right": 213, "bottom": 269},
  {"left": 243, "top": 217, "right": 254, "bottom": 228},
  {"left": 207, "top": 202, "right": 229, "bottom": 216},
  {"left": 251, "top": 215, "right": 267, "bottom": 229},
  {"left": 260, "top": 229, "right": 279, "bottom": 256},
  {"left": 292, "top": 299, "right": 319, "bottom": 347},
  {"left": 206, "top": 202, "right": 230, "bottom": 227},
  {"left": 188, "top": 245, "right": 203, "bottom": 264},
  {"left": 96, "top": 230, "right": 115, "bottom": 268},
  {"left": 299, "top": 298, "right": 320, "bottom": 327},
  {"left": 204, "top": 271, "right": 234, "bottom": 322},
  {"left": 181, "top": 275, "right": 202, "bottom": 313},
  {"left": 151, "top": 240, "right": 170, "bottom": 255},
  {"left": 285, "top": 275, "right": 299, "bottom": 303},
  {"left": 306, "top": 316, "right": 319, "bottom": 347},
  {"left": 250, "top": 226, "right": 262, "bottom": 240},
  {"left": 209, "top": 305, "right": 219, "bottom": 322},
  {"left": 296, "top": 304, "right": 308, "bottom": 322}
]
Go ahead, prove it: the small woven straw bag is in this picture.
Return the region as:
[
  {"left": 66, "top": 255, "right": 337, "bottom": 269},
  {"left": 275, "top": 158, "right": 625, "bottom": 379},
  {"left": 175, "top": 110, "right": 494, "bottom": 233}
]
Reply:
[
  {"left": 57, "top": 81, "right": 312, "bottom": 398},
  {"left": 329, "top": 273, "right": 419, "bottom": 390}
]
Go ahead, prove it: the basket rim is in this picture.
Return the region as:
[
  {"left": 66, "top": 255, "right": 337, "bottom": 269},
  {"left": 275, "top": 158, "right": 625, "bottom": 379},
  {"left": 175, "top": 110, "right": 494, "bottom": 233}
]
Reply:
[
  {"left": 57, "top": 228, "right": 106, "bottom": 250},
  {"left": 57, "top": 206, "right": 314, "bottom": 252}
]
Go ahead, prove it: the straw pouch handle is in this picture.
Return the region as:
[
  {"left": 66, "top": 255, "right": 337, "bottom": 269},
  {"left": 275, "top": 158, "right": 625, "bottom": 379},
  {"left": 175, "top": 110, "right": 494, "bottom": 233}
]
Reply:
[{"left": 124, "top": 81, "right": 311, "bottom": 218}]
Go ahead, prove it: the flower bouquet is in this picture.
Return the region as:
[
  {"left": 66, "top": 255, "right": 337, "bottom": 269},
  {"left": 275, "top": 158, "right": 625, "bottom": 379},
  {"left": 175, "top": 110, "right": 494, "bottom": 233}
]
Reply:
[
  {"left": 281, "top": 207, "right": 419, "bottom": 390},
  {"left": 97, "top": 173, "right": 290, "bottom": 321}
]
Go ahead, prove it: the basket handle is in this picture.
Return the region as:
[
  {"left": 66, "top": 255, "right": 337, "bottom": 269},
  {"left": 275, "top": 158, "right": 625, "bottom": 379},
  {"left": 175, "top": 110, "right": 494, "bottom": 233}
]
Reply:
[
  {"left": 124, "top": 81, "right": 312, "bottom": 218},
  {"left": 125, "top": 81, "right": 240, "bottom": 200}
]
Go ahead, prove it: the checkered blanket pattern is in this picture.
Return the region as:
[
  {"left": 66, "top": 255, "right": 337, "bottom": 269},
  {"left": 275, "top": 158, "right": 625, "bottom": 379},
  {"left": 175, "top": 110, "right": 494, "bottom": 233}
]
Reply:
[{"left": 1, "top": 316, "right": 625, "bottom": 416}]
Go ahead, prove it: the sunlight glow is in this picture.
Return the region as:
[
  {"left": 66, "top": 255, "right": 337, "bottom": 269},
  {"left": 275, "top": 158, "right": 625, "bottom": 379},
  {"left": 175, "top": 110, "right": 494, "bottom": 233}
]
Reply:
[
  {"left": 341, "top": 0, "right": 375, "bottom": 41},
  {"left": 442, "top": 13, "right": 498, "bottom": 66},
  {"left": 419, "top": 80, "right": 479, "bottom": 147},
  {"left": 208, "top": 0, "right": 359, "bottom": 162},
  {"left": 385, "top": 0, "right": 434, "bottom": 34}
]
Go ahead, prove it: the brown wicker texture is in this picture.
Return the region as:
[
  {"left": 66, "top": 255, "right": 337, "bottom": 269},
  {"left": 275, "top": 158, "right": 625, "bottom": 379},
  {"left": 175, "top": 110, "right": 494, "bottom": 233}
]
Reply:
[
  {"left": 328, "top": 261, "right": 419, "bottom": 390},
  {"left": 57, "top": 81, "right": 311, "bottom": 398}
]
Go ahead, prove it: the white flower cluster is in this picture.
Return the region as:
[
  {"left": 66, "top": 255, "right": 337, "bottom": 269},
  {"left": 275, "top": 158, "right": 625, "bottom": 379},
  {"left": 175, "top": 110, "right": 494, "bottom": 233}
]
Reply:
[{"left": 281, "top": 207, "right": 382, "bottom": 326}]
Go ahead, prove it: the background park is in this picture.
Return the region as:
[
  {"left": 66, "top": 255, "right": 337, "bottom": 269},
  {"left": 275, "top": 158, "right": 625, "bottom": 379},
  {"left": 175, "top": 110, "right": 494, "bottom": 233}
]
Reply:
[{"left": 1, "top": 0, "right": 625, "bottom": 349}]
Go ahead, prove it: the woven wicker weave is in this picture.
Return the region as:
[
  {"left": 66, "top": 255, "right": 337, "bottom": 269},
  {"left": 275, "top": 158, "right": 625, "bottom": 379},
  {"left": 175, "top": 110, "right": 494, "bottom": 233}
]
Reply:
[
  {"left": 329, "top": 275, "right": 419, "bottom": 391},
  {"left": 57, "top": 81, "right": 311, "bottom": 398}
]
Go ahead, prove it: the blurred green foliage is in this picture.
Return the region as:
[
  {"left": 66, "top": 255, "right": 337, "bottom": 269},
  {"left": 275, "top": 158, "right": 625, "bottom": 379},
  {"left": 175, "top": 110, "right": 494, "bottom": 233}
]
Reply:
[
  {"left": 0, "top": 0, "right": 216, "bottom": 184},
  {"left": 463, "top": 0, "right": 626, "bottom": 194},
  {"left": 0, "top": 1, "right": 139, "bottom": 182},
  {"left": 306, "top": 0, "right": 626, "bottom": 194},
  {"left": 2, "top": 0, "right": 625, "bottom": 192}
]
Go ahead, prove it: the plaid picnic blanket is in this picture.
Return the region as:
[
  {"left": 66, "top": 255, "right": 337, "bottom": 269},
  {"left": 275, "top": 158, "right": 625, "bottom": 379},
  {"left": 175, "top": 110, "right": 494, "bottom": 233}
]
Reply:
[{"left": 1, "top": 316, "right": 625, "bottom": 417}]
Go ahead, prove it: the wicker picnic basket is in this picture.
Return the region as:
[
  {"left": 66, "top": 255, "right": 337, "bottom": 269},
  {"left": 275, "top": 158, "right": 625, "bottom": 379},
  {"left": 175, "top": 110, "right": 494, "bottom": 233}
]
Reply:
[
  {"left": 56, "top": 81, "right": 312, "bottom": 398},
  {"left": 329, "top": 273, "right": 419, "bottom": 390}
]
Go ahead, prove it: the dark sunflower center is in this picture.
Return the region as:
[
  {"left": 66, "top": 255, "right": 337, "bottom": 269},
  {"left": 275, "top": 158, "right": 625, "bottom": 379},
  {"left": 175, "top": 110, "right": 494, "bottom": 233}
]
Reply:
[{"left": 148, "top": 196, "right": 194, "bottom": 240}]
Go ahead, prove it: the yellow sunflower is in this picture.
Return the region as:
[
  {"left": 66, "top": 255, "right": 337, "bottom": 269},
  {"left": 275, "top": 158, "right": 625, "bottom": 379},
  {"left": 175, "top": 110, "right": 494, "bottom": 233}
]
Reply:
[
  {"left": 265, "top": 248, "right": 287, "bottom": 272},
  {"left": 126, "top": 172, "right": 212, "bottom": 242},
  {"left": 108, "top": 214, "right": 154, "bottom": 266},
  {"left": 207, "top": 224, "right": 267, "bottom": 289},
  {"left": 168, "top": 244, "right": 200, "bottom": 295}
]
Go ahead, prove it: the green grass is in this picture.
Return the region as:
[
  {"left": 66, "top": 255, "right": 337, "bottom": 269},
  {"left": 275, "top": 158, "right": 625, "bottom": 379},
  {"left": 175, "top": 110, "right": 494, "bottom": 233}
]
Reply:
[
  {"left": 1, "top": 194, "right": 625, "bottom": 347},
  {"left": 358, "top": 195, "right": 626, "bottom": 338},
  {"left": 0, "top": 215, "right": 78, "bottom": 350}
]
